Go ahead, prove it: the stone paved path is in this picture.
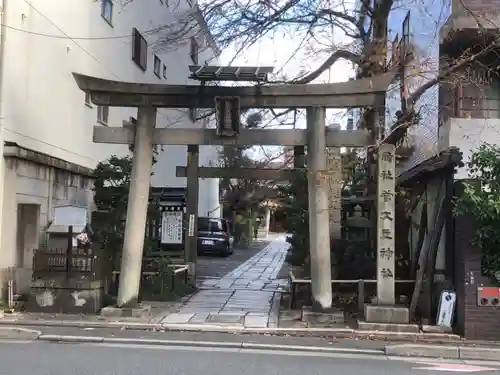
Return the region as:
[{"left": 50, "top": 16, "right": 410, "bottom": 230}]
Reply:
[
  {"left": 196, "top": 240, "right": 268, "bottom": 280},
  {"left": 160, "top": 234, "right": 289, "bottom": 328}
]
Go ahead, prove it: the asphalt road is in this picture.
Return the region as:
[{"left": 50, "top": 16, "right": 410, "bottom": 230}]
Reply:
[{"left": 2, "top": 340, "right": 500, "bottom": 375}]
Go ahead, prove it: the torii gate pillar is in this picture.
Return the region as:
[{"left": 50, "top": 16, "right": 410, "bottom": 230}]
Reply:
[
  {"left": 116, "top": 106, "right": 157, "bottom": 307},
  {"left": 307, "top": 107, "right": 333, "bottom": 310}
]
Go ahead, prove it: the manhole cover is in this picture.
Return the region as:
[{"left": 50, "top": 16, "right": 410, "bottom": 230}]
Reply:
[{"left": 206, "top": 313, "right": 244, "bottom": 325}]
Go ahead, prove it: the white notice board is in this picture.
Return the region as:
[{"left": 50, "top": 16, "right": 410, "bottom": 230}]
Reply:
[{"left": 161, "top": 211, "right": 183, "bottom": 244}]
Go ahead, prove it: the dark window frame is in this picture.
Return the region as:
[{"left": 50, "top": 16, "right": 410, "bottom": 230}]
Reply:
[
  {"left": 132, "top": 28, "right": 148, "bottom": 71},
  {"left": 101, "top": 0, "right": 113, "bottom": 25},
  {"left": 97, "top": 105, "right": 109, "bottom": 125},
  {"left": 189, "top": 37, "right": 199, "bottom": 65},
  {"left": 84, "top": 92, "right": 92, "bottom": 107},
  {"left": 154, "top": 55, "right": 161, "bottom": 78}
]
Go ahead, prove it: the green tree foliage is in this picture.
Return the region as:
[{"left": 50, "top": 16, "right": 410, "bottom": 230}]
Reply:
[
  {"left": 278, "top": 170, "right": 309, "bottom": 268},
  {"left": 93, "top": 155, "right": 133, "bottom": 254},
  {"left": 455, "top": 144, "right": 500, "bottom": 280},
  {"left": 93, "top": 152, "right": 158, "bottom": 257}
]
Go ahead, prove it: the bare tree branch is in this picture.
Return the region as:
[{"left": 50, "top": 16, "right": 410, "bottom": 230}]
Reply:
[{"left": 293, "top": 49, "right": 361, "bottom": 84}]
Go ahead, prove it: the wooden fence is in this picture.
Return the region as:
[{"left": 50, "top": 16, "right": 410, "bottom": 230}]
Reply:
[{"left": 32, "top": 247, "right": 108, "bottom": 281}]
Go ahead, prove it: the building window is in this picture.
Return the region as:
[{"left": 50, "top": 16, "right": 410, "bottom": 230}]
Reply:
[
  {"left": 97, "top": 105, "right": 109, "bottom": 124},
  {"left": 80, "top": 177, "right": 88, "bottom": 189},
  {"left": 190, "top": 37, "right": 199, "bottom": 65},
  {"left": 132, "top": 28, "right": 148, "bottom": 71},
  {"left": 154, "top": 55, "right": 161, "bottom": 78},
  {"left": 163, "top": 64, "right": 167, "bottom": 79},
  {"left": 101, "top": 0, "right": 113, "bottom": 25},
  {"left": 69, "top": 173, "right": 77, "bottom": 187},
  {"left": 84, "top": 92, "right": 92, "bottom": 107}
]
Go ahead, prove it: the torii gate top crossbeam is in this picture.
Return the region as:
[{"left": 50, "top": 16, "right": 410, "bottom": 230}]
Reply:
[{"left": 72, "top": 72, "right": 395, "bottom": 109}]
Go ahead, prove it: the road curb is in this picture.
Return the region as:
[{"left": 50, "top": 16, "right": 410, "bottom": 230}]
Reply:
[
  {"left": 0, "top": 319, "right": 461, "bottom": 342},
  {"left": 385, "top": 344, "right": 500, "bottom": 361},
  {"left": 36, "top": 334, "right": 384, "bottom": 355},
  {"left": 240, "top": 342, "right": 384, "bottom": 355},
  {"left": 459, "top": 346, "right": 500, "bottom": 361},
  {"left": 385, "top": 344, "right": 460, "bottom": 359},
  {"left": 0, "top": 320, "right": 163, "bottom": 330},
  {"left": 34, "top": 333, "right": 500, "bottom": 360},
  {"left": 0, "top": 326, "right": 42, "bottom": 339}
]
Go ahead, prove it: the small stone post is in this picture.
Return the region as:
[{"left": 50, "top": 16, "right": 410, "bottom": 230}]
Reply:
[
  {"left": 117, "top": 106, "right": 157, "bottom": 307},
  {"left": 376, "top": 143, "right": 396, "bottom": 305},
  {"left": 185, "top": 145, "right": 199, "bottom": 281},
  {"left": 246, "top": 209, "right": 253, "bottom": 245},
  {"left": 262, "top": 206, "right": 271, "bottom": 238},
  {"left": 306, "top": 107, "right": 332, "bottom": 310}
]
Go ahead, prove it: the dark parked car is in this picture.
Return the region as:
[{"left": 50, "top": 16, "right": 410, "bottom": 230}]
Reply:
[{"left": 197, "top": 217, "right": 234, "bottom": 257}]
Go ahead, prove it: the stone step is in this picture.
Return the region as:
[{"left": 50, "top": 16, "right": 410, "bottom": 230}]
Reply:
[
  {"left": 364, "top": 304, "right": 410, "bottom": 324},
  {"left": 357, "top": 320, "right": 419, "bottom": 333},
  {"left": 301, "top": 306, "right": 345, "bottom": 325},
  {"left": 421, "top": 324, "right": 453, "bottom": 333},
  {"left": 101, "top": 304, "right": 151, "bottom": 318}
]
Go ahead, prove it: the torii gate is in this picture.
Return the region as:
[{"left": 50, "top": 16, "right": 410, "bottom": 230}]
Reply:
[{"left": 73, "top": 69, "right": 396, "bottom": 311}]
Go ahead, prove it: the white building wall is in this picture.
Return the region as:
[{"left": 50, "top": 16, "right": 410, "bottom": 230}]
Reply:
[
  {"left": 152, "top": 142, "right": 222, "bottom": 218},
  {"left": 151, "top": 108, "right": 222, "bottom": 217},
  {"left": 439, "top": 117, "right": 500, "bottom": 179},
  {"left": 151, "top": 40, "right": 221, "bottom": 218},
  {"left": 0, "top": 0, "right": 220, "bottom": 292},
  {"left": 1, "top": 0, "right": 217, "bottom": 167}
]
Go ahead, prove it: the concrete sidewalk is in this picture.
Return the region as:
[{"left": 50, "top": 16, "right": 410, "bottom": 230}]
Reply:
[{"left": 0, "top": 316, "right": 463, "bottom": 344}]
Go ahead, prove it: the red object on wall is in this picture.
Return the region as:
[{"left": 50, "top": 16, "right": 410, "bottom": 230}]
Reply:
[{"left": 478, "top": 287, "right": 500, "bottom": 298}]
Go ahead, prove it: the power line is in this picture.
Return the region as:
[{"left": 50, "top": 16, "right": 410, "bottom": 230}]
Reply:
[
  {"left": 10, "top": 0, "right": 183, "bottom": 156},
  {"left": 0, "top": 23, "right": 169, "bottom": 40},
  {"left": 21, "top": 0, "right": 219, "bottom": 132}
]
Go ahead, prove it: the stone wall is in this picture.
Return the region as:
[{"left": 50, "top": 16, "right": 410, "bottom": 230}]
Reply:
[{"left": 0, "top": 154, "right": 94, "bottom": 297}]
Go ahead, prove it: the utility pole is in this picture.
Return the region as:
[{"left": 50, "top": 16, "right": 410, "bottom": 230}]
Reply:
[{"left": 0, "top": 0, "right": 8, "bottom": 298}]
